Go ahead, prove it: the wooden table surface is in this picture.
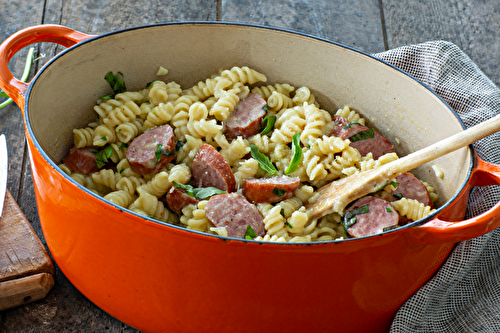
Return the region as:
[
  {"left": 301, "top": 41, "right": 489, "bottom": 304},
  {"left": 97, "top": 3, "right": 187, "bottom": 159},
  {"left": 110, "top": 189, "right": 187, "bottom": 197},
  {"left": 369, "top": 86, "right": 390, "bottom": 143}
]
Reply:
[{"left": 0, "top": 0, "right": 499, "bottom": 332}]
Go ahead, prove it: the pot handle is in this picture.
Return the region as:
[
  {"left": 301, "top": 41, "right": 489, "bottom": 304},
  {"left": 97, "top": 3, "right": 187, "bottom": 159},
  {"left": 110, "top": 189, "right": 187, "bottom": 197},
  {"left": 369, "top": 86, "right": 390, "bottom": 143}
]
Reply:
[
  {"left": 0, "top": 24, "right": 95, "bottom": 110},
  {"left": 410, "top": 153, "right": 500, "bottom": 244}
]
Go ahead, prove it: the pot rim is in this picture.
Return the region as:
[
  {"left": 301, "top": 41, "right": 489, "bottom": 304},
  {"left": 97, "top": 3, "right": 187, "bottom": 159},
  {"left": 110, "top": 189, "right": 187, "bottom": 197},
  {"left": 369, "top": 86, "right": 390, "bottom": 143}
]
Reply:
[{"left": 23, "top": 21, "right": 474, "bottom": 245}]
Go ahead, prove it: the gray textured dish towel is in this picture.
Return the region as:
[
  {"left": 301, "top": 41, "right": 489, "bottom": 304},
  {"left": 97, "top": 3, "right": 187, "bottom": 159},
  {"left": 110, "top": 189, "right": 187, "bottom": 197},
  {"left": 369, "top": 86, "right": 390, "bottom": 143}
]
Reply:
[{"left": 373, "top": 41, "right": 500, "bottom": 333}]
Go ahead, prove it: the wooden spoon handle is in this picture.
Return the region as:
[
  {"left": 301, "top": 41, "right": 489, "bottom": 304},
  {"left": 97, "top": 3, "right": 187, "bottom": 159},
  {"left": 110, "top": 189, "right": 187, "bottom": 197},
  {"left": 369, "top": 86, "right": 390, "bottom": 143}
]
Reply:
[{"left": 390, "top": 113, "right": 500, "bottom": 173}]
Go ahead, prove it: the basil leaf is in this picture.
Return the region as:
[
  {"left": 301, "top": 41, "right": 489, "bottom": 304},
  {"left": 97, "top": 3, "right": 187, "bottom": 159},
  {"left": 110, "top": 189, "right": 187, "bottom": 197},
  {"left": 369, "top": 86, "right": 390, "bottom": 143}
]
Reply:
[
  {"left": 386, "top": 207, "right": 393, "bottom": 213},
  {"left": 285, "top": 132, "right": 302, "bottom": 175},
  {"left": 92, "top": 145, "right": 113, "bottom": 169},
  {"left": 154, "top": 144, "right": 175, "bottom": 163},
  {"left": 245, "top": 225, "right": 257, "bottom": 239},
  {"left": 192, "top": 187, "right": 227, "bottom": 199},
  {"left": 342, "top": 122, "right": 362, "bottom": 129},
  {"left": 104, "top": 71, "right": 127, "bottom": 95},
  {"left": 272, "top": 187, "right": 286, "bottom": 197},
  {"left": 172, "top": 182, "right": 226, "bottom": 200},
  {"left": 349, "top": 128, "right": 374, "bottom": 142},
  {"left": 260, "top": 115, "right": 276, "bottom": 135},
  {"left": 175, "top": 140, "right": 185, "bottom": 151},
  {"left": 250, "top": 144, "right": 278, "bottom": 175},
  {"left": 393, "top": 193, "right": 404, "bottom": 200},
  {"left": 118, "top": 143, "right": 128, "bottom": 150},
  {"left": 342, "top": 204, "right": 369, "bottom": 234},
  {"left": 262, "top": 104, "right": 268, "bottom": 112},
  {"left": 383, "top": 225, "right": 398, "bottom": 232}
]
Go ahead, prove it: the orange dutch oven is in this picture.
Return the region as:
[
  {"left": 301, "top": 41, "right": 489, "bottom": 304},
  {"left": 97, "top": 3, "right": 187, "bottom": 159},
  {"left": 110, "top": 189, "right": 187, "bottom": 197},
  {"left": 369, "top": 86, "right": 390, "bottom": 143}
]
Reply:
[{"left": 1, "top": 23, "right": 500, "bottom": 333}]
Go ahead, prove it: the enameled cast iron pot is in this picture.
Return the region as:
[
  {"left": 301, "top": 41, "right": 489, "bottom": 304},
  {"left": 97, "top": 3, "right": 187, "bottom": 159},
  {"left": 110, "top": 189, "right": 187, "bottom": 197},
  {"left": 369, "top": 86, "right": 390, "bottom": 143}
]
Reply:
[{"left": 2, "top": 23, "right": 500, "bottom": 333}]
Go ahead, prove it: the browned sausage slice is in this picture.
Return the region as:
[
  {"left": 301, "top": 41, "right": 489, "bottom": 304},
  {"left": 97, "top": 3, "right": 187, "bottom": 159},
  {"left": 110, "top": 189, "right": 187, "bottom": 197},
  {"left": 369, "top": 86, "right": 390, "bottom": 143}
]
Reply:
[
  {"left": 205, "top": 193, "right": 265, "bottom": 239},
  {"left": 223, "top": 93, "right": 267, "bottom": 141},
  {"left": 242, "top": 176, "right": 300, "bottom": 203},
  {"left": 341, "top": 124, "right": 395, "bottom": 160},
  {"left": 126, "top": 125, "right": 175, "bottom": 175},
  {"left": 344, "top": 196, "right": 399, "bottom": 238},
  {"left": 63, "top": 147, "right": 100, "bottom": 174},
  {"left": 191, "top": 144, "right": 236, "bottom": 192},
  {"left": 166, "top": 186, "right": 199, "bottom": 213}
]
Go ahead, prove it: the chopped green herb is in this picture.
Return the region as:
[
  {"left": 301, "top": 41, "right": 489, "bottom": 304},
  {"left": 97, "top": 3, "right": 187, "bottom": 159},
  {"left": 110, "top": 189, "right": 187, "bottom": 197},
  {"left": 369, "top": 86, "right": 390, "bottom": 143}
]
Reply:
[
  {"left": 119, "top": 169, "right": 125, "bottom": 174},
  {"left": 245, "top": 225, "right": 257, "bottom": 239},
  {"left": 349, "top": 128, "right": 375, "bottom": 142},
  {"left": 172, "top": 182, "right": 226, "bottom": 199},
  {"left": 154, "top": 144, "right": 175, "bottom": 163},
  {"left": 280, "top": 208, "right": 286, "bottom": 218},
  {"left": 286, "top": 221, "right": 293, "bottom": 228},
  {"left": 250, "top": 144, "right": 278, "bottom": 175},
  {"left": 104, "top": 71, "right": 127, "bottom": 95},
  {"left": 145, "top": 81, "right": 156, "bottom": 89},
  {"left": 97, "top": 94, "right": 113, "bottom": 103},
  {"left": 175, "top": 140, "right": 185, "bottom": 151},
  {"left": 118, "top": 143, "right": 127, "bottom": 150},
  {"left": 386, "top": 207, "right": 393, "bottom": 213},
  {"left": 342, "top": 122, "right": 362, "bottom": 129},
  {"left": 342, "top": 204, "right": 369, "bottom": 235},
  {"left": 262, "top": 104, "right": 268, "bottom": 112},
  {"left": 383, "top": 225, "right": 398, "bottom": 232},
  {"left": 393, "top": 193, "right": 404, "bottom": 200},
  {"left": 285, "top": 132, "right": 302, "bottom": 175},
  {"left": 272, "top": 187, "right": 286, "bottom": 197},
  {"left": 260, "top": 115, "right": 277, "bottom": 135},
  {"left": 92, "top": 145, "right": 113, "bottom": 169},
  {"left": 390, "top": 181, "right": 399, "bottom": 188},
  {"left": 101, "top": 136, "right": 107, "bottom": 141}
]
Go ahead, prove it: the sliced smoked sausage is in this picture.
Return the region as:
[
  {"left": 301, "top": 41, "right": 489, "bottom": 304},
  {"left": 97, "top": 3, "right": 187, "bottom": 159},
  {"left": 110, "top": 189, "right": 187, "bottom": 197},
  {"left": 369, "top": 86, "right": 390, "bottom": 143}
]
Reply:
[
  {"left": 166, "top": 186, "right": 199, "bottom": 213},
  {"left": 205, "top": 193, "right": 265, "bottom": 239},
  {"left": 344, "top": 196, "right": 399, "bottom": 238},
  {"left": 126, "top": 125, "right": 176, "bottom": 175},
  {"left": 242, "top": 176, "right": 300, "bottom": 203},
  {"left": 329, "top": 116, "right": 350, "bottom": 138},
  {"left": 63, "top": 147, "right": 100, "bottom": 174},
  {"left": 191, "top": 144, "right": 236, "bottom": 192},
  {"left": 340, "top": 123, "right": 395, "bottom": 160},
  {"left": 223, "top": 93, "right": 267, "bottom": 141}
]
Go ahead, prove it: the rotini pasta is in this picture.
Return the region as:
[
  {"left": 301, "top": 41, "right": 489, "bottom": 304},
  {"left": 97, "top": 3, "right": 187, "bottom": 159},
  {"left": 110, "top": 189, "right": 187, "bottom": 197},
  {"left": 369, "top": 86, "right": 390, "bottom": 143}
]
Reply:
[{"left": 60, "top": 66, "right": 440, "bottom": 243}]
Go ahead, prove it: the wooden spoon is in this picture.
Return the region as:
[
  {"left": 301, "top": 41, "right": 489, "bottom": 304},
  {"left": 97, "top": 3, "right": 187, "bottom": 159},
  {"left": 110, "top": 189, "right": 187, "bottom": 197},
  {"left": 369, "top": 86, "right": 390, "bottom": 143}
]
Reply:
[{"left": 305, "top": 113, "right": 500, "bottom": 220}]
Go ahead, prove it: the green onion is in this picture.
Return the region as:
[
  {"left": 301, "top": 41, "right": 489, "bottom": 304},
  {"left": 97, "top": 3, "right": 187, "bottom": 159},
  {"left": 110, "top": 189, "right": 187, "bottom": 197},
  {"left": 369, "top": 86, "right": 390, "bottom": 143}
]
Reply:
[
  {"left": 154, "top": 144, "right": 175, "bottom": 163},
  {"left": 272, "top": 187, "right": 286, "bottom": 197},
  {"left": 260, "top": 115, "right": 276, "bottom": 135},
  {"left": 349, "top": 128, "right": 375, "bottom": 142},
  {"left": 172, "top": 182, "right": 226, "bottom": 200},
  {"left": 285, "top": 132, "right": 302, "bottom": 175},
  {"left": 92, "top": 145, "right": 113, "bottom": 169},
  {"left": 250, "top": 144, "right": 278, "bottom": 175},
  {"left": 104, "top": 71, "right": 127, "bottom": 95},
  {"left": 245, "top": 225, "right": 257, "bottom": 239},
  {"left": 0, "top": 47, "right": 35, "bottom": 109}
]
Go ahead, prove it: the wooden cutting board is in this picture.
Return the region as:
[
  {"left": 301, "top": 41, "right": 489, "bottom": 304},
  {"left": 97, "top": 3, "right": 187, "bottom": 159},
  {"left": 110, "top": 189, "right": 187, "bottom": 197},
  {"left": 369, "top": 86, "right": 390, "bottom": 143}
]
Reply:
[{"left": 0, "top": 190, "right": 55, "bottom": 311}]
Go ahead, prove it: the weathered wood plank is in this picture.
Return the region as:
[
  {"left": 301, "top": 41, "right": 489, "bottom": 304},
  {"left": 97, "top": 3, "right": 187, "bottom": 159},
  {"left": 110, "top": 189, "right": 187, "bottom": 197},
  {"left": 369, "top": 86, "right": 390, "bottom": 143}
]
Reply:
[
  {"left": 222, "top": 0, "right": 385, "bottom": 53},
  {"left": 382, "top": 0, "right": 500, "bottom": 86}
]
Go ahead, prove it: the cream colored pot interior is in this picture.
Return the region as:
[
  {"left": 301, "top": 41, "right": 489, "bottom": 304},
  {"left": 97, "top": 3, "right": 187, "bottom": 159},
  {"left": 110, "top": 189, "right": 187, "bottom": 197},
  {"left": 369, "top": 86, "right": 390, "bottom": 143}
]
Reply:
[{"left": 27, "top": 23, "right": 469, "bottom": 208}]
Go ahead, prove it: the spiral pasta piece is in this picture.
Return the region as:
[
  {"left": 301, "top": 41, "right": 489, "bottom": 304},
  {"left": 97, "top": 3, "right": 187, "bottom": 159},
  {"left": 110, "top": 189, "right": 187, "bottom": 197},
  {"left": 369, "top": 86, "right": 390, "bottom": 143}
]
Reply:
[
  {"left": 116, "top": 118, "right": 143, "bottom": 143},
  {"left": 180, "top": 200, "right": 210, "bottom": 232},
  {"left": 103, "top": 101, "right": 142, "bottom": 127},
  {"left": 143, "top": 102, "right": 176, "bottom": 129},
  {"left": 267, "top": 91, "right": 293, "bottom": 112},
  {"left": 334, "top": 105, "right": 366, "bottom": 125},
  {"left": 92, "top": 169, "right": 122, "bottom": 190},
  {"left": 137, "top": 171, "right": 171, "bottom": 197},
  {"left": 292, "top": 86, "right": 319, "bottom": 107},
  {"left": 104, "top": 190, "right": 135, "bottom": 207},
  {"left": 251, "top": 83, "right": 294, "bottom": 100},
  {"left": 220, "top": 66, "right": 267, "bottom": 85},
  {"left": 73, "top": 127, "right": 94, "bottom": 148},
  {"left": 391, "top": 198, "right": 436, "bottom": 221},
  {"left": 209, "top": 88, "right": 240, "bottom": 121},
  {"left": 116, "top": 176, "right": 146, "bottom": 195},
  {"left": 233, "top": 158, "right": 259, "bottom": 189},
  {"left": 301, "top": 103, "right": 329, "bottom": 146},
  {"left": 93, "top": 123, "right": 116, "bottom": 146},
  {"left": 168, "top": 163, "right": 191, "bottom": 184}
]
